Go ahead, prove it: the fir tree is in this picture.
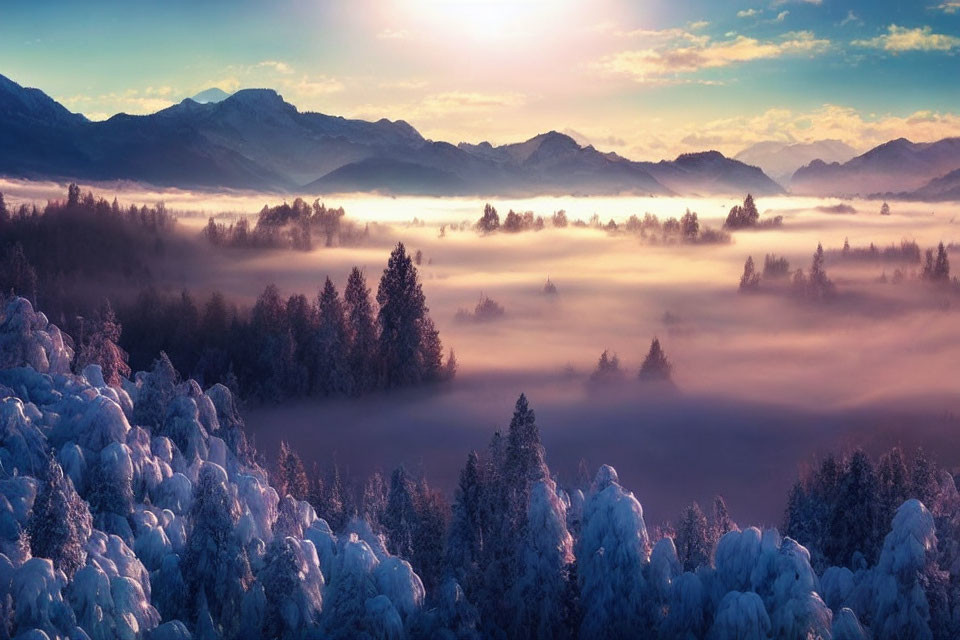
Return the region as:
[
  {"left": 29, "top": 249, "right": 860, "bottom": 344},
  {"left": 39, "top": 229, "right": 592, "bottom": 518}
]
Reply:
[
  {"left": 446, "top": 451, "right": 484, "bottom": 586},
  {"left": 344, "top": 267, "right": 378, "bottom": 394},
  {"left": 675, "top": 503, "right": 710, "bottom": 571},
  {"left": 739, "top": 256, "right": 761, "bottom": 291},
  {"left": 315, "top": 277, "right": 350, "bottom": 395},
  {"left": 275, "top": 440, "right": 309, "bottom": 500},
  {"left": 711, "top": 495, "right": 737, "bottom": 546},
  {"left": 76, "top": 299, "right": 131, "bottom": 386},
  {"left": 377, "top": 243, "right": 428, "bottom": 388},
  {"left": 384, "top": 466, "right": 418, "bottom": 559},
  {"left": 28, "top": 460, "right": 92, "bottom": 579},
  {"left": 877, "top": 447, "right": 910, "bottom": 535},
  {"left": 638, "top": 338, "right": 672, "bottom": 382},
  {"left": 933, "top": 242, "right": 950, "bottom": 282}
]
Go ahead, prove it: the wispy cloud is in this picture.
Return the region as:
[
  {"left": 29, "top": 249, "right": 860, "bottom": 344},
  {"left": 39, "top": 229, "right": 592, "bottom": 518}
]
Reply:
[
  {"left": 254, "top": 60, "right": 294, "bottom": 74},
  {"left": 639, "top": 104, "right": 960, "bottom": 159},
  {"left": 596, "top": 30, "right": 830, "bottom": 84},
  {"left": 930, "top": 2, "right": 960, "bottom": 14},
  {"left": 853, "top": 25, "right": 960, "bottom": 52},
  {"left": 839, "top": 10, "right": 862, "bottom": 27},
  {"left": 737, "top": 9, "right": 761, "bottom": 18},
  {"left": 60, "top": 87, "right": 177, "bottom": 119}
]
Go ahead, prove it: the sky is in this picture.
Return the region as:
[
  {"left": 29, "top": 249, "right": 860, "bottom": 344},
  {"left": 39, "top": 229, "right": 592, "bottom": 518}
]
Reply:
[{"left": 1, "top": 0, "right": 959, "bottom": 160}]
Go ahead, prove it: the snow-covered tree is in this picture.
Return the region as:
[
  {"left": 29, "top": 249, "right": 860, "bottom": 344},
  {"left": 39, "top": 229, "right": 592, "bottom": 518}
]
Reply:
[
  {"left": 446, "top": 451, "right": 484, "bottom": 587},
  {"left": 576, "top": 465, "right": 650, "bottom": 638},
  {"left": 275, "top": 440, "right": 309, "bottom": 501},
  {"left": 183, "top": 465, "right": 253, "bottom": 636},
  {"left": 27, "top": 460, "right": 92, "bottom": 578},
  {"left": 75, "top": 300, "right": 131, "bottom": 387},
  {"left": 675, "top": 502, "right": 711, "bottom": 572},
  {"left": 384, "top": 466, "right": 418, "bottom": 559},
  {"left": 510, "top": 478, "right": 574, "bottom": 639},
  {"left": 870, "top": 499, "right": 940, "bottom": 639}
]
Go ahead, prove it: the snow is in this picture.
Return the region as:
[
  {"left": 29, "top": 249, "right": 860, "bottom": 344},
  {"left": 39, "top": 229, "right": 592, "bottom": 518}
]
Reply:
[{"left": 709, "top": 591, "right": 771, "bottom": 640}]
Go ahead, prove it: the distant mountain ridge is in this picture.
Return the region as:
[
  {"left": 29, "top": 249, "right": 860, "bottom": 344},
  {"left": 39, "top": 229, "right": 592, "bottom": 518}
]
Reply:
[
  {"left": 734, "top": 140, "right": 857, "bottom": 187},
  {"left": 0, "top": 72, "right": 784, "bottom": 196},
  {"left": 791, "top": 137, "right": 960, "bottom": 198}
]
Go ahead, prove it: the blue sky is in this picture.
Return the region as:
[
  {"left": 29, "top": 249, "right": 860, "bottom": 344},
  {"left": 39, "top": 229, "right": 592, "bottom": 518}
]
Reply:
[{"left": 1, "top": 0, "right": 958, "bottom": 159}]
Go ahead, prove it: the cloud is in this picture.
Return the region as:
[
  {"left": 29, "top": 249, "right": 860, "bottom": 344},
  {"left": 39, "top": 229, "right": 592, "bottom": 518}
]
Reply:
[
  {"left": 773, "top": 11, "right": 790, "bottom": 23},
  {"left": 839, "top": 10, "right": 862, "bottom": 26},
  {"left": 59, "top": 89, "right": 176, "bottom": 119},
  {"left": 853, "top": 25, "right": 960, "bottom": 52},
  {"left": 419, "top": 91, "right": 526, "bottom": 113},
  {"left": 633, "top": 104, "right": 960, "bottom": 160},
  {"left": 930, "top": 2, "right": 960, "bottom": 14},
  {"left": 737, "top": 8, "right": 761, "bottom": 18},
  {"left": 290, "top": 75, "right": 344, "bottom": 96},
  {"left": 596, "top": 30, "right": 830, "bottom": 84},
  {"left": 254, "top": 60, "right": 294, "bottom": 74}
]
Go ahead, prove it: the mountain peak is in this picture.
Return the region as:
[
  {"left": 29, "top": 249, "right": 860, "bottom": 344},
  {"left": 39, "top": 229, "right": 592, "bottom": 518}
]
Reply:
[
  {"left": 224, "top": 88, "right": 291, "bottom": 110},
  {"left": 191, "top": 87, "right": 231, "bottom": 104},
  {"left": 674, "top": 150, "right": 726, "bottom": 163}
]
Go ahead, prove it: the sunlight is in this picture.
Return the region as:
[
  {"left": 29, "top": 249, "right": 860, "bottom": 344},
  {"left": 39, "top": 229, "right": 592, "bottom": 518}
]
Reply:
[{"left": 407, "top": 0, "right": 567, "bottom": 41}]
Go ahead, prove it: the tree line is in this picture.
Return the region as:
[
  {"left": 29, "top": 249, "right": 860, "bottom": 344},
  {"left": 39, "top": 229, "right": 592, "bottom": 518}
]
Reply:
[{"left": 115, "top": 243, "right": 454, "bottom": 401}]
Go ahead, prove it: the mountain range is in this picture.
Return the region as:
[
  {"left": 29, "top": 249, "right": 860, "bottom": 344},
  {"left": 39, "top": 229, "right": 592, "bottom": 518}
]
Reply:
[
  {"left": 734, "top": 140, "right": 857, "bottom": 187},
  {"left": 0, "top": 73, "right": 783, "bottom": 197},
  {"left": 791, "top": 137, "right": 960, "bottom": 199}
]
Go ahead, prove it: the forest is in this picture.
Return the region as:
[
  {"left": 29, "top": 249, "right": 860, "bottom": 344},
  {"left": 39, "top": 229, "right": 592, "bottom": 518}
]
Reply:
[
  {"left": 0, "top": 186, "right": 454, "bottom": 401},
  {"left": 0, "top": 293, "right": 957, "bottom": 639}
]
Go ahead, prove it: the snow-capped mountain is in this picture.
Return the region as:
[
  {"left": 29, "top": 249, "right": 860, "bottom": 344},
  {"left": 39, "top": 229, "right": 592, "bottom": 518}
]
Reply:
[{"left": 0, "top": 72, "right": 782, "bottom": 197}]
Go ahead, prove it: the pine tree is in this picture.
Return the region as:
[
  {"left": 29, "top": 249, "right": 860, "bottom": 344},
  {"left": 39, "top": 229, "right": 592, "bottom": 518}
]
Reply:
[
  {"left": 275, "top": 440, "right": 309, "bottom": 500},
  {"left": 360, "top": 471, "right": 388, "bottom": 531},
  {"left": 384, "top": 466, "right": 418, "bottom": 559},
  {"left": 344, "top": 267, "right": 378, "bottom": 393},
  {"left": 184, "top": 467, "right": 252, "bottom": 637},
  {"left": 446, "top": 451, "right": 484, "bottom": 586},
  {"left": 589, "top": 350, "right": 623, "bottom": 384},
  {"left": 674, "top": 503, "right": 710, "bottom": 571},
  {"left": 76, "top": 299, "right": 131, "bottom": 386},
  {"left": 28, "top": 460, "right": 92, "bottom": 579},
  {"left": 377, "top": 243, "right": 427, "bottom": 388},
  {"left": 827, "top": 450, "right": 880, "bottom": 565},
  {"left": 878, "top": 447, "right": 910, "bottom": 535},
  {"left": 419, "top": 315, "right": 445, "bottom": 383},
  {"left": 739, "top": 256, "right": 761, "bottom": 291},
  {"left": 315, "top": 277, "right": 350, "bottom": 395},
  {"left": 711, "top": 495, "right": 737, "bottom": 546},
  {"left": 912, "top": 448, "right": 940, "bottom": 508},
  {"left": 880, "top": 201, "right": 891, "bottom": 216},
  {"left": 743, "top": 194, "right": 759, "bottom": 226},
  {"left": 933, "top": 242, "right": 950, "bottom": 282},
  {"left": 413, "top": 479, "right": 447, "bottom": 593},
  {"left": 638, "top": 338, "right": 672, "bottom": 382},
  {"left": 808, "top": 243, "right": 834, "bottom": 300},
  {"left": 503, "top": 394, "right": 548, "bottom": 533}
]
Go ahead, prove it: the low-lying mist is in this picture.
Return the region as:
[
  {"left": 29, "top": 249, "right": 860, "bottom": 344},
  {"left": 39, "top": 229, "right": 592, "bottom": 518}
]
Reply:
[{"left": 6, "top": 177, "right": 960, "bottom": 525}]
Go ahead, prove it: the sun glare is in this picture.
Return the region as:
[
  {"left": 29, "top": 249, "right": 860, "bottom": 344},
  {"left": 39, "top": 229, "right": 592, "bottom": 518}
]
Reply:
[{"left": 406, "top": 0, "right": 565, "bottom": 42}]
